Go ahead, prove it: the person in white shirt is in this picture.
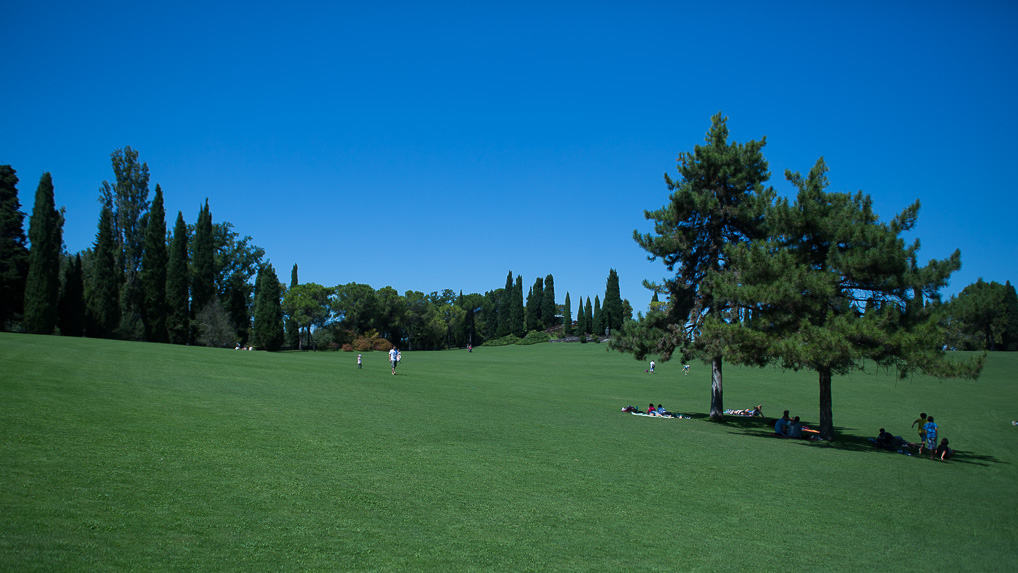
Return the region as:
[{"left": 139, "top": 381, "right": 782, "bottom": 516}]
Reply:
[{"left": 389, "top": 347, "right": 399, "bottom": 375}]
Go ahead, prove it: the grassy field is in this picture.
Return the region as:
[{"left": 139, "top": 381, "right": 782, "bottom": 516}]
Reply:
[{"left": 2, "top": 333, "right": 1016, "bottom": 571}]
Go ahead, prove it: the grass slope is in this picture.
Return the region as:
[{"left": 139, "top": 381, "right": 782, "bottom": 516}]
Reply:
[{"left": 2, "top": 333, "right": 1016, "bottom": 571}]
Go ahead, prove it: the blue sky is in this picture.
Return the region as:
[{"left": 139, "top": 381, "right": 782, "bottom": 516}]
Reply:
[{"left": 3, "top": 0, "right": 1016, "bottom": 313}]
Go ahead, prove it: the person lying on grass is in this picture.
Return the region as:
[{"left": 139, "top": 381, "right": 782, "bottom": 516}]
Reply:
[{"left": 724, "top": 405, "right": 764, "bottom": 417}]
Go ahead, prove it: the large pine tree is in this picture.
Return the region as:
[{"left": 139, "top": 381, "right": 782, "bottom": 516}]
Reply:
[
  {"left": 0, "top": 165, "right": 29, "bottom": 328},
  {"left": 252, "top": 263, "right": 284, "bottom": 350},
  {"left": 87, "top": 205, "right": 120, "bottom": 338},
  {"left": 706, "top": 158, "right": 982, "bottom": 439},
  {"left": 140, "top": 184, "right": 168, "bottom": 342},
  {"left": 24, "top": 173, "right": 64, "bottom": 334},
  {"left": 165, "top": 212, "right": 189, "bottom": 344},
  {"left": 618, "top": 113, "right": 774, "bottom": 419}
]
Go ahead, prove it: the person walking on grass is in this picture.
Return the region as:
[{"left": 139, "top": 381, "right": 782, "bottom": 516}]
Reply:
[
  {"left": 357, "top": 353, "right": 363, "bottom": 369},
  {"left": 912, "top": 412, "right": 928, "bottom": 445},
  {"left": 389, "top": 346, "right": 398, "bottom": 375}
]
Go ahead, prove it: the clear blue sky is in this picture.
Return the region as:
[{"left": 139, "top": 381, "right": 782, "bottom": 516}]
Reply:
[{"left": 3, "top": 0, "right": 1016, "bottom": 313}]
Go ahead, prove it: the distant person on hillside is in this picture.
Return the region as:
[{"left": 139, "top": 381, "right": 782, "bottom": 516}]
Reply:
[
  {"left": 649, "top": 360, "right": 655, "bottom": 373},
  {"left": 921, "top": 416, "right": 939, "bottom": 457},
  {"left": 775, "top": 410, "right": 792, "bottom": 437},
  {"left": 389, "top": 346, "right": 398, "bottom": 375},
  {"left": 357, "top": 353, "right": 363, "bottom": 369},
  {"left": 682, "top": 364, "right": 690, "bottom": 375},
  {"left": 656, "top": 404, "right": 672, "bottom": 417},
  {"left": 648, "top": 403, "right": 657, "bottom": 415}
]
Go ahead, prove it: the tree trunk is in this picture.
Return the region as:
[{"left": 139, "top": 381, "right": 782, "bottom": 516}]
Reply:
[
  {"left": 818, "top": 367, "right": 833, "bottom": 440},
  {"left": 709, "top": 355, "right": 724, "bottom": 420}
]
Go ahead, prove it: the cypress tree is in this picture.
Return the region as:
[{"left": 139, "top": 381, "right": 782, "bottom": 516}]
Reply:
[
  {"left": 87, "top": 205, "right": 120, "bottom": 338},
  {"left": 253, "top": 263, "right": 284, "bottom": 351},
  {"left": 512, "top": 275, "right": 525, "bottom": 337},
  {"left": 525, "top": 276, "right": 543, "bottom": 331},
  {"left": 584, "top": 297, "right": 593, "bottom": 335},
  {"left": 191, "top": 200, "right": 215, "bottom": 316},
  {"left": 602, "top": 269, "right": 622, "bottom": 334},
  {"left": 497, "top": 271, "right": 513, "bottom": 337},
  {"left": 165, "top": 212, "right": 189, "bottom": 344},
  {"left": 141, "top": 184, "right": 168, "bottom": 341},
  {"left": 592, "top": 295, "right": 602, "bottom": 337},
  {"left": 563, "top": 292, "right": 572, "bottom": 335},
  {"left": 541, "top": 274, "right": 556, "bottom": 330},
  {"left": 58, "top": 253, "right": 85, "bottom": 336},
  {"left": 285, "top": 263, "right": 299, "bottom": 348},
  {"left": 24, "top": 173, "right": 63, "bottom": 334},
  {"left": 0, "top": 165, "right": 29, "bottom": 328}
]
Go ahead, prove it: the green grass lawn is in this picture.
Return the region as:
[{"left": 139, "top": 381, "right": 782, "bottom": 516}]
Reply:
[{"left": 2, "top": 333, "right": 1016, "bottom": 571}]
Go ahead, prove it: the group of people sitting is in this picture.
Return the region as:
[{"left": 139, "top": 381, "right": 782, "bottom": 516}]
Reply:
[{"left": 773, "top": 410, "right": 817, "bottom": 439}]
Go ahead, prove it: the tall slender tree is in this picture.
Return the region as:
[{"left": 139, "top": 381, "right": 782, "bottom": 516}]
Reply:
[
  {"left": 563, "top": 292, "right": 572, "bottom": 335},
  {"left": 165, "top": 212, "right": 189, "bottom": 344},
  {"left": 0, "top": 165, "right": 29, "bottom": 328},
  {"left": 285, "top": 263, "right": 299, "bottom": 348},
  {"left": 541, "top": 274, "right": 556, "bottom": 330},
  {"left": 87, "top": 205, "right": 120, "bottom": 338},
  {"left": 140, "top": 184, "right": 168, "bottom": 341},
  {"left": 58, "top": 253, "right": 85, "bottom": 336},
  {"left": 592, "top": 295, "right": 602, "bottom": 337},
  {"left": 101, "top": 147, "right": 150, "bottom": 339},
  {"left": 252, "top": 263, "right": 284, "bottom": 350},
  {"left": 512, "top": 275, "right": 525, "bottom": 337},
  {"left": 616, "top": 113, "right": 774, "bottom": 419},
  {"left": 191, "top": 200, "right": 215, "bottom": 316},
  {"left": 497, "top": 271, "right": 513, "bottom": 337},
  {"left": 525, "top": 276, "right": 543, "bottom": 331},
  {"left": 602, "top": 269, "right": 623, "bottom": 334},
  {"left": 584, "top": 297, "right": 593, "bottom": 335},
  {"left": 24, "top": 173, "right": 64, "bottom": 334}
]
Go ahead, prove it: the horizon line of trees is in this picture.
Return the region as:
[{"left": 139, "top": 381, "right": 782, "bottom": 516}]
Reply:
[{"left": 0, "top": 151, "right": 634, "bottom": 351}]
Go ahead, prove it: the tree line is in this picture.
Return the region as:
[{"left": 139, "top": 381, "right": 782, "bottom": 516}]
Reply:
[
  {"left": 610, "top": 114, "right": 993, "bottom": 440},
  {"left": 0, "top": 150, "right": 631, "bottom": 350}
]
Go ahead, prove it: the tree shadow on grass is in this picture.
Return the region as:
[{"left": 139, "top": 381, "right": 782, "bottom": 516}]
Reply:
[{"left": 696, "top": 414, "right": 1007, "bottom": 467}]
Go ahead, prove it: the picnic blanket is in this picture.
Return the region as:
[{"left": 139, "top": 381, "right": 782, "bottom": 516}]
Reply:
[{"left": 631, "top": 412, "right": 692, "bottom": 420}]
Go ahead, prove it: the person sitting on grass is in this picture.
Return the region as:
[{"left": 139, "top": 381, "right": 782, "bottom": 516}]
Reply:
[
  {"left": 656, "top": 404, "right": 672, "bottom": 417},
  {"left": 936, "top": 438, "right": 954, "bottom": 461},
  {"left": 875, "top": 428, "right": 896, "bottom": 449},
  {"left": 774, "top": 410, "right": 792, "bottom": 437},
  {"left": 787, "top": 416, "right": 804, "bottom": 439},
  {"left": 647, "top": 403, "right": 657, "bottom": 415}
]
